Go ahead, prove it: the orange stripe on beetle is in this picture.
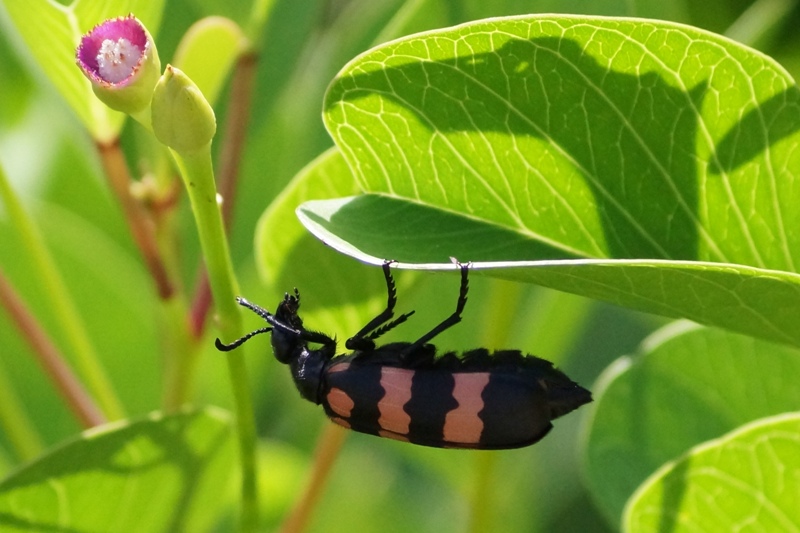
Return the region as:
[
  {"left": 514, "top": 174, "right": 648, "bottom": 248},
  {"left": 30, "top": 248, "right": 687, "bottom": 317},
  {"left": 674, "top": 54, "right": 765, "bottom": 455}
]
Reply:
[
  {"left": 327, "top": 387, "right": 355, "bottom": 418},
  {"left": 443, "top": 372, "right": 490, "bottom": 444},
  {"left": 376, "top": 367, "right": 414, "bottom": 435}
]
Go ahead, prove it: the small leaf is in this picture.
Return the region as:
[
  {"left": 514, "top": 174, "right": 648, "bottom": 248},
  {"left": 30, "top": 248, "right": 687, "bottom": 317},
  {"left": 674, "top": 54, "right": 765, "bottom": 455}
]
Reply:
[
  {"left": 583, "top": 323, "right": 800, "bottom": 525},
  {"left": 0, "top": 408, "right": 234, "bottom": 533},
  {"left": 623, "top": 413, "right": 800, "bottom": 532}
]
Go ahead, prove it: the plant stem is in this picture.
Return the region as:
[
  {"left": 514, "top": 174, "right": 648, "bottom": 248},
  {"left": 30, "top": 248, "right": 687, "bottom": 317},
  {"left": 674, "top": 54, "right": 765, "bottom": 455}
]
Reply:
[
  {"left": 0, "top": 268, "right": 106, "bottom": 429},
  {"left": 189, "top": 50, "right": 259, "bottom": 339},
  {"left": 169, "top": 145, "right": 258, "bottom": 533},
  {"left": 96, "top": 139, "right": 175, "bottom": 300},
  {"left": 469, "top": 452, "right": 497, "bottom": 533},
  {"left": 279, "top": 424, "right": 348, "bottom": 533},
  {"left": 0, "top": 342, "right": 43, "bottom": 462},
  {"left": 0, "top": 164, "right": 125, "bottom": 420},
  {"left": 160, "top": 295, "right": 199, "bottom": 413}
]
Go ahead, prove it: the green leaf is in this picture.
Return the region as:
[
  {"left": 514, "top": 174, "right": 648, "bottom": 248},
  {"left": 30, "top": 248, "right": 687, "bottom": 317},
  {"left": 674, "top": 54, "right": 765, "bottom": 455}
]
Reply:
[
  {"left": 2, "top": 0, "right": 165, "bottom": 141},
  {"left": 583, "top": 322, "right": 800, "bottom": 526},
  {"left": 172, "top": 16, "right": 246, "bottom": 107},
  {"left": 310, "top": 15, "right": 800, "bottom": 346},
  {"left": 0, "top": 407, "right": 235, "bottom": 532},
  {"left": 623, "top": 413, "right": 800, "bottom": 532}
]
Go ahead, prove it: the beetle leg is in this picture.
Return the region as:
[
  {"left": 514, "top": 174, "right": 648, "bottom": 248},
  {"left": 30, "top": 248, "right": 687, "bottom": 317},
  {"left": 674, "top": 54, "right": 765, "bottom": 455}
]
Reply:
[
  {"left": 346, "top": 261, "right": 415, "bottom": 350},
  {"left": 404, "top": 262, "right": 469, "bottom": 352}
]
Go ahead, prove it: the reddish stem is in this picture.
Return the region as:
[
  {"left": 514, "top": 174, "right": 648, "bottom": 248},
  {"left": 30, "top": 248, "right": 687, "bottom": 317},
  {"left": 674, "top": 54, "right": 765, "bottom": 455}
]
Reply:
[
  {"left": 0, "top": 268, "right": 106, "bottom": 428},
  {"left": 279, "top": 424, "right": 348, "bottom": 533},
  {"left": 96, "top": 139, "right": 175, "bottom": 300}
]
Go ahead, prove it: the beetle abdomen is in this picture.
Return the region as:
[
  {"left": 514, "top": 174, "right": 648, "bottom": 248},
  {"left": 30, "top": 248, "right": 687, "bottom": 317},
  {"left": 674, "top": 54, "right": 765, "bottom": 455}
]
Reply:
[{"left": 321, "top": 353, "right": 590, "bottom": 449}]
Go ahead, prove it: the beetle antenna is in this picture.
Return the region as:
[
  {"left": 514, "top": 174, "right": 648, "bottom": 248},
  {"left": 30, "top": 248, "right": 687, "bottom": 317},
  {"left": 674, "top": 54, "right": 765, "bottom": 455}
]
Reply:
[
  {"left": 215, "top": 297, "right": 279, "bottom": 352},
  {"left": 215, "top": 327, "right": 273, "bottom": 351},
  {"left": 236, "top": 297, "right": 273, "bottom": 320}
]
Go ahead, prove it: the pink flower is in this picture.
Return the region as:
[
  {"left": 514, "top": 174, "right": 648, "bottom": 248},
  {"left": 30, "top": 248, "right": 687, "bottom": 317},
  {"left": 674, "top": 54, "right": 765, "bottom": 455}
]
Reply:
[{"left": 76, "top": 15, "right": 161, "bottom": 114}]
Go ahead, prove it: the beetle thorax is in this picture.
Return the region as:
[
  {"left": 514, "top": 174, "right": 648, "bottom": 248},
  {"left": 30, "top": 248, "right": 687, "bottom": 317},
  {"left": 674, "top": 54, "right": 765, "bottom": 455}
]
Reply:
[{"left": 288, "top": 347, "right": 327, "bottom": 404}]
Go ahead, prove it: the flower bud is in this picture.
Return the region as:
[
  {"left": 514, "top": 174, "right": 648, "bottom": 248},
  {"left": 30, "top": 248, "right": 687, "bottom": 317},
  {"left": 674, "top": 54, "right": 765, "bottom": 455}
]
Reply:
[
  {"left": 76, "top": 15, "right": 161, "bottom": 114},
  {"left": 151, "top": 65, "right": 216, "bottom": 153}
]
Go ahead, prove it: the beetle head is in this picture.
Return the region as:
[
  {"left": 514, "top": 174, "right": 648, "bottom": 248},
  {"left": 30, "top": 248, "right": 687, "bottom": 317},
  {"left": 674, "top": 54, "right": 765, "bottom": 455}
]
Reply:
[{"left": 269, "top": 290, "right": 305, "bottom": 364}]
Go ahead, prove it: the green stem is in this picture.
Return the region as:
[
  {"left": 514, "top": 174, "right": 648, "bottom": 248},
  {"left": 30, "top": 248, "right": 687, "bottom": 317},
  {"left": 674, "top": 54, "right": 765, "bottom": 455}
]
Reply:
[
  {"left": 169, "top": 146, "right": 258, "bottom": 532},
  {"left": 0, "top": 353, "right": 43, "bottom": 462},
  {"left": 0, "top": 164, "right": 125, "bottom": 421},
  {"left": 189, "top": 49, "right": 260, "bottom": 339},
  {"left": 468, "top": 452, "right": 497, "bottom": 533},
  {"left": 246, "top": 0, "right": 278, "bottom": 43},
  {"left": 160, "top": 294, "right": 199, "bottom": 413}
]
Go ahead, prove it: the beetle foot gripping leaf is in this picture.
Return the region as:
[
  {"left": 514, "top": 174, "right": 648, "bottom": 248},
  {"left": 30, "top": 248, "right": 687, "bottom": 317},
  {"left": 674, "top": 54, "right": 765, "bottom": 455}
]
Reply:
[{"left": 217, "top": 262, "right": 592, "bottom": 450}]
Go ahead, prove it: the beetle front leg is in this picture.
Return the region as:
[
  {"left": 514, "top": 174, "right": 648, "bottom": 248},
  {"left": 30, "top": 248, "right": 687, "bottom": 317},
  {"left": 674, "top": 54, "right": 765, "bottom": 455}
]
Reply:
[{"left": 346, "top": 261, "right": 415, "bottom": 350}]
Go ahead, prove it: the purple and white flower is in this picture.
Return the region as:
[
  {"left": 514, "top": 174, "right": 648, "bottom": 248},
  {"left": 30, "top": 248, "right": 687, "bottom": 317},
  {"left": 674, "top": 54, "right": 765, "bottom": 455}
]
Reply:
[{"left": 76, "top": 15, "right": 160, "bottom": 114}]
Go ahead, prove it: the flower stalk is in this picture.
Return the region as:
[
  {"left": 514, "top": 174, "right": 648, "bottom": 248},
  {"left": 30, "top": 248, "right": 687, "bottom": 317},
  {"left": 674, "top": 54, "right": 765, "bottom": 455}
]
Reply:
[
  {"left": 77, "top": 17, "right": 260, "bottom": 530},
  {"left": 153, "top": 65, "right": 259, "bottom": 532},
  {"left": 169, "top": 143, "right": 259, "bottom": 533}
]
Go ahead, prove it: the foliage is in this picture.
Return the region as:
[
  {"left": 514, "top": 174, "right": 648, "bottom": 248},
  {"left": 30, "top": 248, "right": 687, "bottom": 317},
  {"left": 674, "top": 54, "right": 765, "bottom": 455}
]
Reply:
[{"left": 1, "top": 0, "right": 799, "bottom": 532}]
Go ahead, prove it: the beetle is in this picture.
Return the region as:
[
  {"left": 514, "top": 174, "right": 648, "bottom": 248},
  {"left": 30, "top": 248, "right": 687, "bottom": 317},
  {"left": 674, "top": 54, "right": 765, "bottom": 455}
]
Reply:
[{"left": 216, "top": 262, "right": 592, "bottom": 449}]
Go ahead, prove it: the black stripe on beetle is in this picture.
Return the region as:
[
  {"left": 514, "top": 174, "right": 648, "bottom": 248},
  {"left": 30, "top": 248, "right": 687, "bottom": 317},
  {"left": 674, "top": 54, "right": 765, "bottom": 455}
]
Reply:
[{"left": 215, "top": 261, "right": 592, "bottom": 449}]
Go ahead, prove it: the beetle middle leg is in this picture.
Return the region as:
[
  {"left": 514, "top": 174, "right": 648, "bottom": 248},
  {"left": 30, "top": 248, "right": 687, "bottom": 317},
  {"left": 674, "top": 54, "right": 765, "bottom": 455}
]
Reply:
[
  {"left": 405, "top": 262, "right": 469, "bottom": 352},
  {"left": 346, "top": 261, "right": 415, "bottom": 350}
]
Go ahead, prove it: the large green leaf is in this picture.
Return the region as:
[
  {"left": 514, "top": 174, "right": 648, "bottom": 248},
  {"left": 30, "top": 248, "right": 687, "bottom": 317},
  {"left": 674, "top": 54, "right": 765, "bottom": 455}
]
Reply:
[
  {"left": 0, "top": 407, "right": 234, "bottom": 532},
  {"left": 303, "top": 15, "right": 800, "bottom": 346},
  {"left": 1, "top": 0, "right": 165, "bottom": 141},
  {"left": 583, "top": 322, "right": 800, "bottom": 525},
  {"left": 623, "top": 413, "right": 800, "bottom": 532}
]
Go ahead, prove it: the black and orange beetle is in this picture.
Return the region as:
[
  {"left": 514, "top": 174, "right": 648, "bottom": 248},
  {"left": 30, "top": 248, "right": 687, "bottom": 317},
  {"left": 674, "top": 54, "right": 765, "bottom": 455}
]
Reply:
[{"left": 216, "top": 262, "right": 592, "bottom": 449}]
